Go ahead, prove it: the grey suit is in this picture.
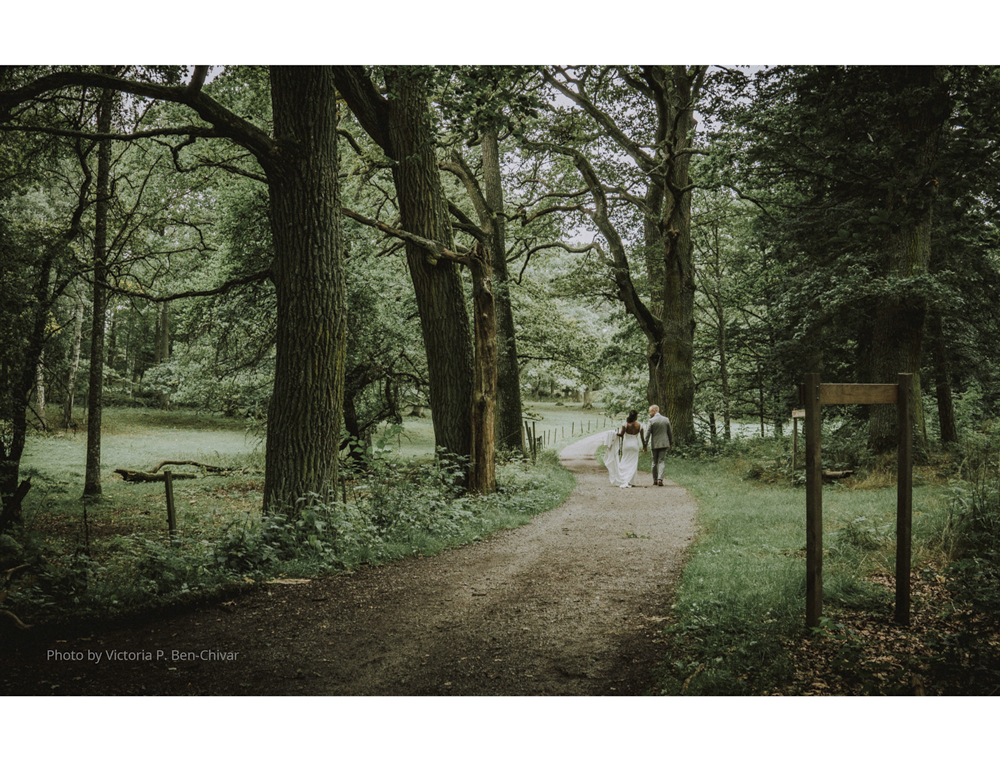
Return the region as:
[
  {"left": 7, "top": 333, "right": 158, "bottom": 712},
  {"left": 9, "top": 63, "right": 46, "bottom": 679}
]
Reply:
[{"left": 646, "top": 413, "right": 673, "bottom": 484}]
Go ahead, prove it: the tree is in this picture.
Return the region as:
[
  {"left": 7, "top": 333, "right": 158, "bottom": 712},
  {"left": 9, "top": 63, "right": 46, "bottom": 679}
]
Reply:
[
  {"left": 0, "top": 75, "right": 94, "bottom": 527},
  {"left": 441, "top": 132, "right": 523, "bottom": 454},
  {"left": 435, "top": 66, "right": 549, "bottom": 454},
  {"left": 525, "top": 66, "right": 708, "bottom": 444},
  {"left": 82, "top": 80, "right": 114, "bottom": 496},
  {"left": 709, "top": 66, "right": 996, "bottom": 453},
  {"left": 334, "top": 66, "right": 479, "bottom": 480},
  {"left": 1, "top": 65, "right": 347, "bottom": 513}
]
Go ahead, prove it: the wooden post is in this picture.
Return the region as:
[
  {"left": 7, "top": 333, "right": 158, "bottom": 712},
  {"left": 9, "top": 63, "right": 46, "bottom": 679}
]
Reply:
[
  {"left": 896, "top": 373, "right": 913, "bottom": 625},
  {"left": 804, "top": 374, "right": 823, "bottom": 629},
  {"left": 531, "top": 421, "right": 537, "bottom": 461},
  {"left": 164, "top": 469, "right": 177, "bottom": 538}
]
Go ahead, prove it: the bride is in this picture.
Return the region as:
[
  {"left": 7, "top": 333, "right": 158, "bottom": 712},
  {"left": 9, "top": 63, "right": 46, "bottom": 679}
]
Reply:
[{"left": 611, "top": 410, "right": 646, "bottom": 488}]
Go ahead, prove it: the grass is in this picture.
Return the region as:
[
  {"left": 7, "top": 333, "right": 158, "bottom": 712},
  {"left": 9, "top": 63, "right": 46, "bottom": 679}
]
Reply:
[
  {"left": 3, "top": 406, "right": 576, "bottom": 626},
  {"left": 656, "top": 448, "right": 956, "bottom": 695},
  {"left": 374, "top": 400, "right": 617, "bottom": 460},
  {"left": 15, "top": 405, "right": 992, "bottom": 694},
  {"left": 17, "top": 409, "right": 264, "bottom": 561}
]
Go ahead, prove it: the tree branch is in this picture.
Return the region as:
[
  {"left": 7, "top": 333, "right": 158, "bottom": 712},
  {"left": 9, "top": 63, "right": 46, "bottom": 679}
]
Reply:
[
  {"left": 332, "top": 66, "right": 395, "bottom": 158},
  {"left": 342, "top": 205, "right": 470, "bottom": 266},
  {"left": 106, "top": 269, "right": 272, "bottom": 303},
  {"left": 543, "top": 68, "right": 656, "bottom": 172},
  {"left": 0, "top": 69, "right": 277, "bottom": 167}
]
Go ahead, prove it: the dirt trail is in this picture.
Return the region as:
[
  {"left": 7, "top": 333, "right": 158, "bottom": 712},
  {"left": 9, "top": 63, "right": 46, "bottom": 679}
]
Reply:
[{"left": 1, "top": 433, "right": 698, "bottom": 696}]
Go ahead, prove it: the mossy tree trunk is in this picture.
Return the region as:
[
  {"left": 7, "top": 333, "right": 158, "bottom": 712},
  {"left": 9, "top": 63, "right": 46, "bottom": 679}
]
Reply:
[
  {"left": 82, "top": 83, "right": 114, "bottom": 498},
  {"left": 334, "top": 66, "right": 476, "bottom": 476},
  {"left": 262, "top": 66, "right": 346, "bottom": 513}
]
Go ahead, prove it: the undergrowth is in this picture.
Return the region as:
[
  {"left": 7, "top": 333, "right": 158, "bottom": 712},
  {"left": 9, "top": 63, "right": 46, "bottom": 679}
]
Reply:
[
  {"left": 1, "top": 447, "right": 574, "bottom": 627},
  {"left": 657, "top": 429, "right": 1000, "bottom": 696}
]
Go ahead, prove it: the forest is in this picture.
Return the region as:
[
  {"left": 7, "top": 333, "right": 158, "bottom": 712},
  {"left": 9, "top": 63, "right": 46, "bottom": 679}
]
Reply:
[{"left": 3, "top": 65, "right": 1000, "bottom": 696}]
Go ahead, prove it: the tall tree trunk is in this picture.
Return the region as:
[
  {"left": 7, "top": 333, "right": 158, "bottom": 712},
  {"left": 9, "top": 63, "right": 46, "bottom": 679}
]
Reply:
[
  {"left": 467, "top": 244, "right": 497, "bottom": 493},
  {"left": 154, "top": 301, "right": 170, "bottom": 410},
  {"left": 928, "top": 310, "right": 958, "bottom": 444},
  {"left": 643, "top": 67, "right": 699, "bottom": 445},
  {"left": 866, "top": 67, "right": 945, "bottom": 454},
  {"left": 262, "top": 66, "right": 346, "bottom": 513},
  {"left": 334, "top": 66, "right": 476, "bottom": 473},
  {"left": 63, "top": 287, "right": 84, "bottom": 428},
  {"left": 83, "top": 84, "right": 114, "bottom": 498},
  {"left": 383, "top": 69, "right": 475, "bottom": 467},
  {"left": 482, "top": 131, "right": 523, "bottom": 454}
]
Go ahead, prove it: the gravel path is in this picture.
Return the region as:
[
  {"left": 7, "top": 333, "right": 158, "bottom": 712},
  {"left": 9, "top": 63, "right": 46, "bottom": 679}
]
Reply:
[{"left": 1, "top": 433, "right": 698, "bottom": 696}]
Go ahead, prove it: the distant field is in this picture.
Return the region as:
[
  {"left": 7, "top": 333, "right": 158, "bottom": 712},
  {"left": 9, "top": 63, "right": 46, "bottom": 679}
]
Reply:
[
  {"left": 21, "top": 408, "right": 261, "bottom": 487},
  {"left": 21, "top": 404, "right": 791, "bottom": 490},
  {"left": 374, "top": 401, "right": 616, "bottom": 459},
  {"left": 20, "top": 403, "right": 615, "bottom": 488}
]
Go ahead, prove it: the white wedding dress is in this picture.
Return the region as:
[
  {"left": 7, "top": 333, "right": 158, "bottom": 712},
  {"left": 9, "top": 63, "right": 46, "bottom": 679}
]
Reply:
[
  {"left": 605, "top": 426, "right": 642, "bottom": 488},
  {"left": 616, "top": 430, "right": 642, "bottom": 487}
]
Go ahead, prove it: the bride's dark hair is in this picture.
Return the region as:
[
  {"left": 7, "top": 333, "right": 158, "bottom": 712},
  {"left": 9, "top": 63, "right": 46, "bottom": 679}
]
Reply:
[{"left": 627, "top": 410, "right": 638, "bottom": 423}]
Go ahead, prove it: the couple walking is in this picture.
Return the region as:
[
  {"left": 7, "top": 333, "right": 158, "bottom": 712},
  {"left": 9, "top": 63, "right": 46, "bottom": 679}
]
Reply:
[{"left": 605, "top": 405, "right": 674, "bottom": 488}]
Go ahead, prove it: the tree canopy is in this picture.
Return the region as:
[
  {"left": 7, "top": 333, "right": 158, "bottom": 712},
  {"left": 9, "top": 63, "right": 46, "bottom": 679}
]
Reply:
[{"left": 5, "top": 64, "right": 1000, "bottom": 519}]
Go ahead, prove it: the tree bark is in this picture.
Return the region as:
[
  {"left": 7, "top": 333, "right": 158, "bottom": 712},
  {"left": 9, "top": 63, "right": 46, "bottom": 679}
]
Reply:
[
  {"left": 334, "top": 66, "right": 475, "bottom": 471},
  {"left": 467, "top": 244, "right": 497, "bottom": 494},
  {"left": 928, "top": 311, "right": 958, "bottom": 444},
  {"left": 866, "top": 67, "right": 945, "bottom": 454},
  {"left": 643, "top": 66, "right": 700, "bottom": 446},
  {"left": 481, "top": 131, "right": 524, "bottom": 454},
  {"left": 262, "top": 66, "right": 346, "bottom": 513},
  {"left": 62, "top": 287, "right": 84, "bottom": 428},
  {"left": 385, "top": 70, "right": 474, "bottom": 467},
  {"left": 83, "top": 83, "right": 114, "bottom": 498}
]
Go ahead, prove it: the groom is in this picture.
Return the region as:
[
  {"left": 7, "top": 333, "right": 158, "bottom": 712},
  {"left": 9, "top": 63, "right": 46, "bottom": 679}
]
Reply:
[{"left": 644, "top": 405, "right": 673, "bottom": 486}]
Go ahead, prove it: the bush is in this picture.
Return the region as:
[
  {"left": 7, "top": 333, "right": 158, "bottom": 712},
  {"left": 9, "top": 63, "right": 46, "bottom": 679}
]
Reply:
[{"left": 2, "top": 446, "right": 576, "bottom": 624}]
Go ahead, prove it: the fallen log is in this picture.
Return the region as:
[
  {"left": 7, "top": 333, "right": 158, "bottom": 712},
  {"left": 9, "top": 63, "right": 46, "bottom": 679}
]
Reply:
[
  {"left": 822, "top": 469, "right": 855, "bottom": 480},
  {"left": 149, "top": 460, "right": 227, "bottom": 474},
  {"left": 114, "top": 469, "right": 198, "bottom": 483}
]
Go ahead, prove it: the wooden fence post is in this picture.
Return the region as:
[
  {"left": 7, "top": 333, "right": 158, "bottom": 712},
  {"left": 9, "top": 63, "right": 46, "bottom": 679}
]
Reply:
[
  {"left": 164, "top": 470, "right": 177, "bottom": 539},
  {"left": 896, "top": 373, "right": 913, "bottom": 625},
  {"left": 804, "top": 374, "right": 823, "bottom": 629}
]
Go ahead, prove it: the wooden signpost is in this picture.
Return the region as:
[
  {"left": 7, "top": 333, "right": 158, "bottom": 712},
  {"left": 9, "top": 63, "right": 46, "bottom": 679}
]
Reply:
[{"left": 802, "top": 373, "right": 913, "bottom": 629}]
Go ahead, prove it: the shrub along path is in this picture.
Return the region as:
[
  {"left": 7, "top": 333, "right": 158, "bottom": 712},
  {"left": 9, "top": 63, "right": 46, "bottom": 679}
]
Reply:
[{"left": 1, "top": 434, "right": 697, "bottom": 696}]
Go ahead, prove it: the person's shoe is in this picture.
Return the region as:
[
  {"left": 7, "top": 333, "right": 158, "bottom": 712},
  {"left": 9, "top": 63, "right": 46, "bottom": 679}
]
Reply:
[{"left": 657, "top": 480, "right": 663, "bottom": 486}]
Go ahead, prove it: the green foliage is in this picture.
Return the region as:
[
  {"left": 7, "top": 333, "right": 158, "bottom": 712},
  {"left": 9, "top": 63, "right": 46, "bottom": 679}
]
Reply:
[
  {"left": 655, "top": 442, "right": 964, "bottom": 695},
  {"left": 3, "top": 429, "right": 575, "bottom": 623},
  {"left": 919, "top": 460, "right": 1000, "bottom": 690}
]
